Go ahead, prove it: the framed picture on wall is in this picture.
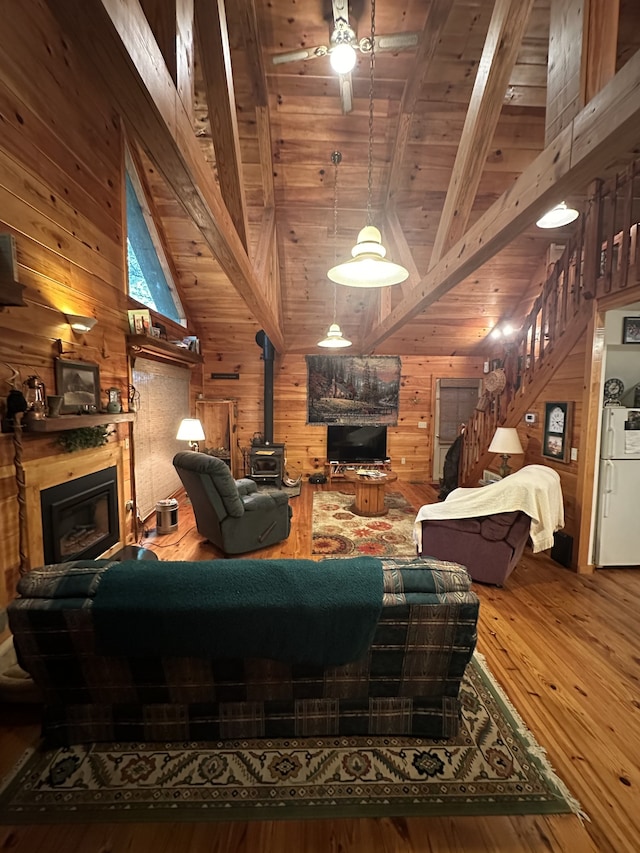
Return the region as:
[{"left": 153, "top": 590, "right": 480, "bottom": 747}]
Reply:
[
  {"left": 55, "top": 358, "right": 101, "bottom": 414},
  {"left": 542, "top": 401, "right": 572, "bottom": 462},
  {"left": 622, "top": 316, "right": 640, "bottom": 344}
]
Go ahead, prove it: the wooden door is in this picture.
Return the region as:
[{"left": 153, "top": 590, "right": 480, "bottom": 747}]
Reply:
[{"left": 433, "top": 379, "right": 481, "bottom": 482}]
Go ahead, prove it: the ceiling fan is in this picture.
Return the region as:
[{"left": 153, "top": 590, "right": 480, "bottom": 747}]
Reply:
[{"left": 271, "top": 0, "right": 420, "bottom": 113}]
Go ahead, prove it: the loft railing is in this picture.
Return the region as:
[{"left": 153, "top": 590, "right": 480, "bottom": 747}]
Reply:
[{"left": 461, "top": 159, "right": 640, "bottom": 485}]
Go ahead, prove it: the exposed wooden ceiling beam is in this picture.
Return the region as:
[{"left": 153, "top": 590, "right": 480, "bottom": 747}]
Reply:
[
  {"left": 384, "top": 0, "right": 454, "bottom": 206},
  {"left": 194, "top": 0, "right": 249, "bottom": 249},
  {"left": 50, "top": 0, "right": 284, "bottom": 352},
  {"left": 363, "top": 47, "right": 640, "bottom": 352},
  {"left": 254, "top": 206, "right": 276, "bottom": 291},
  {"left": 235, "top": 0, "right": 276, "bottom": 209},
  {"left": 384, "top": 210, "right": 421, "bottom": 287},
  {"left": 429, "top": 0, "right": 535, "bottom": 267}
]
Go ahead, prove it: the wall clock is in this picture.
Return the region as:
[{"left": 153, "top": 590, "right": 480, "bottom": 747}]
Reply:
[
  {"left": 542, "top": 401, "right": 572, "bottom": 462},
  {"left": 603, "top": 377, "right": 624, "bottom": 406}
]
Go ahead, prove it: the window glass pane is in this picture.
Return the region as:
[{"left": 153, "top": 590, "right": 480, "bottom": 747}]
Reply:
[{"left": 125, "top": 172, "right": 182, "bottom": 322}]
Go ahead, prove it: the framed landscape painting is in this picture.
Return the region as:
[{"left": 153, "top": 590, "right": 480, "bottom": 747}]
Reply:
[
  {"left": 306, "top": 355, "right": 401, "bottom": 425},
  {"left": 55, "top": 358, "right": 101, "bottom": 414}
]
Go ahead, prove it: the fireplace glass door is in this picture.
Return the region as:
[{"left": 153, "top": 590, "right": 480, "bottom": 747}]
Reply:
[{"left": 40, "top": 466, "right": 119, "bottom": 563}]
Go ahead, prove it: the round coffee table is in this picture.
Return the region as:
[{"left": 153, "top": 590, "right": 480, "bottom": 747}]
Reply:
[{"left": 343, "top": 469, "right": 398, "bottom": 517}]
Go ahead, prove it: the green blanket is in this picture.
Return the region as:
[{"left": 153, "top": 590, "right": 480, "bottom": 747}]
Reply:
[{"left": 93, "top": 557, "right": 383, "bottom": 666}]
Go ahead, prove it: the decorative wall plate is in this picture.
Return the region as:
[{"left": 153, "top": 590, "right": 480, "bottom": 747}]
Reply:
[{"left": 484, "top": 368, "right": 506, "bottom": 394}]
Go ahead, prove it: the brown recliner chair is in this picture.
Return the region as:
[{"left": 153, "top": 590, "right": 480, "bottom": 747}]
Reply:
[
  {"left": 415, "top": 464, "right": 564, "bottom": 586},
  {"left": 417, "top": 510, "right": 531, "bottom": 586}
]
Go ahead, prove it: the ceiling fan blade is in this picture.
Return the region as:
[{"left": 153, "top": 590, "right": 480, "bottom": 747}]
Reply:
[
  {"left": 338, "top": 72, "right": 353, "bottom": 114},
  {"left": 360, "top": 31, "right": 421, "bottom": 54},
  {"left": 331, "top": 0, "right": 350, "bottom": 28},
  {"left": 271, "top": 45, "right": 329, "bottom": 65}
]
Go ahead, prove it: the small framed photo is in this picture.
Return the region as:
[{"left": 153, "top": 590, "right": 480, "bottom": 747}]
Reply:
[
  {"left": 542, "top": 401, "right": 572, "bottom": 462},
  {"left": 622, "top": 316, "right": 640, "bottom": 344},
  {"left": 127, "top": 308, "right": 151, "bottom": 335},
  {"left": 55, "top": 358, "right": 101, "bottom": 414}
]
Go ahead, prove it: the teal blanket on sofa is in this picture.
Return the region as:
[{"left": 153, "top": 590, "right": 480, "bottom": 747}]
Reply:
[{"left": 93, "top": 557, "right": 384, "bottom": 665}]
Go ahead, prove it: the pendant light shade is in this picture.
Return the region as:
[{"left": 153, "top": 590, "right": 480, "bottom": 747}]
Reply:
[
  {"left": 327, "top": 0, "right": 408, "bottom": 289},
  {"left": 328, "top": 225, "right": 409, "bottom": 287},
  {"left": 317, "top": 322, "right": 352, "bottom": 347},
  {"left": 536, "top": 202, "right": 579, "bottom": 229}
]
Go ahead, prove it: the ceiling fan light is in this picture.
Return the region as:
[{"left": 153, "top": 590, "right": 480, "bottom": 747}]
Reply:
[
  {"left": 317, "top": 322, "right": 352, "bottom": 347},
  {"left": 330, "top": 43, "right": 357, "bottom": 74},
  {"left": 536, "top": 202, "right": 579, "bottom": 229}
]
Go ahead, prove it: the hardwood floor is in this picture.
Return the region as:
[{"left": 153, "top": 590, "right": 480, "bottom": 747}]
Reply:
[{"left": 2, "top": 480, "right": 639, "bottom": 852}]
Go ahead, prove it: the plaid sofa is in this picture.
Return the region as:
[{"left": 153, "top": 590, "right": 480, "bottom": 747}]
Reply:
[{"left": 8, "top": 556, "right": 479, "bottom": 745}]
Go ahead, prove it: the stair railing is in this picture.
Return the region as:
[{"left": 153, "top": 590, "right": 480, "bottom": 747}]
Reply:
[{"left": 460, "top": 159, "right": 640, "bottom": 486}]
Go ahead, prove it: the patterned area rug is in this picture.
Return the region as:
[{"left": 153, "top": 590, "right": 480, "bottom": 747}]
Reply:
[
  {"left": 0, "top": 654, "right": 582, "bottom": 824},
  {"left": 312, "top": 490, "right": 416, "bottom": 557}
]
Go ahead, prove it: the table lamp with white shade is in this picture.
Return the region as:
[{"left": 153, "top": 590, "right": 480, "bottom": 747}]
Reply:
[
  {"left": 176, "top": 418, "right": 205, "bottom": 452},
  {"left": 488, "top": 427, "right": 523, "bottom": 478}
]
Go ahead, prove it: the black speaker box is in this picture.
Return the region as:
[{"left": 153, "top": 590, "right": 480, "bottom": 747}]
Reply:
[{"left": 551, "top": 531, "right": 573, "bottom": 567}]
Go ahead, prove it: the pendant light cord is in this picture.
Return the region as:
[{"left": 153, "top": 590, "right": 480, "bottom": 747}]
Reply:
[
  {"left": 331, "top": 150, "right": 342, "bottom": 323},
  {"left": 366, "top": 0, "right": 376, "bottom": 226}
]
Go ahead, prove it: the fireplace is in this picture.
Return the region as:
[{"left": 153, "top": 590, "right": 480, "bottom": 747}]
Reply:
[{"left": 40, "top": 466, "right": 119, "bottom": 564}]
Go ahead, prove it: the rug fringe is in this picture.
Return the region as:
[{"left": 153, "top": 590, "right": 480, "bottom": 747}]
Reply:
[{"left": 472, "top": 651, "right": 589, "bottom": 824}]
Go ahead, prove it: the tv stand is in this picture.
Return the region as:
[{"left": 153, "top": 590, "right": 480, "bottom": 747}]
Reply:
[{"left": 325, "top": 460, "right": 391, "bottom": 484}]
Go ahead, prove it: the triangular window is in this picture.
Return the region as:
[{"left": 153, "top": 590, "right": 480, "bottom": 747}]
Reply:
[{"left": 125, "top": 153, "right": 185, "bottom": 324}]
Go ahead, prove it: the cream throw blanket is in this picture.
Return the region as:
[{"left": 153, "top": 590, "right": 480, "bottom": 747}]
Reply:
[{"left": 414, "top": 465, "right": 564, "bottom": 553}]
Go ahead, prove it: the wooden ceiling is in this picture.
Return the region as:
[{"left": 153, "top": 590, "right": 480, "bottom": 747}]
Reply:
[{"left": 105, "top": 0, "right": 640, "bottom": 357}]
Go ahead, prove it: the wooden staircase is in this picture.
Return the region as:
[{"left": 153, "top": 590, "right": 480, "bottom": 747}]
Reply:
[{"left": 461, "top": 160, "right": 640, "bottom": 486}]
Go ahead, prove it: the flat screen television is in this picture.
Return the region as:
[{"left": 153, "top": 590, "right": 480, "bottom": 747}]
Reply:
[{"left": 327, "top": 425, "right": 387, "bottom": 463}]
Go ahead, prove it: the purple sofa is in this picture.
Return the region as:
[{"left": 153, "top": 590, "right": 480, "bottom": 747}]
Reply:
[{"left": 418, "top": 510, "right": 531, "bottom": 586}]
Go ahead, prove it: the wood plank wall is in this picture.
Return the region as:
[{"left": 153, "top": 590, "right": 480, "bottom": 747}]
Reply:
[
  {"left": 278, "top": 354, "right": 485, "bottom": 483},
  {"left": 512, "top": 333, "right": 585, "bottom": 543},
  {"left": 0, "top": 3, "right": 129, "bottom": 615},
  {"left": 0, "top": 4, "right": 209, "bottom": 620}
]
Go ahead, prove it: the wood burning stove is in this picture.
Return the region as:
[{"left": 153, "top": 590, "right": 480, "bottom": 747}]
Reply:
[
  {"left": 252, "top": 330, "right": 285, "bottom": 487},
  {"left": 249, "top": 443, "right": 285, "bottom": 486}
]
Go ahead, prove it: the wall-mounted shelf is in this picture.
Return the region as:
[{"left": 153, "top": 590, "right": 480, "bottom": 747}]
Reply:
[
  {"left": 26, "top": 412, "right": 135, "bottom": 432},
  {"left": 126, "top": 334, "right": 203, "bottom": 366}
]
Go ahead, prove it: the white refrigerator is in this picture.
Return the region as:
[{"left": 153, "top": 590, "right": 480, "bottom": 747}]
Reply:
[{"left": 594, "top": 408, "right": 640, "bottom": 567}]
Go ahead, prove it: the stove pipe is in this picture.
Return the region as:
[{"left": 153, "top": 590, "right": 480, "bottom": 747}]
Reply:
[{"left": 255, "top": 330, "right": 275, "bottom": 444}]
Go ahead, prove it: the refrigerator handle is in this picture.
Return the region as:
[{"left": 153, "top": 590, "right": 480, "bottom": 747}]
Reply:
[
  {"left": 604, "top": 421, "right": 614, "bottom": 459},
  {"left": 603, "top": 460, "right": 615, "bottom": 518}
]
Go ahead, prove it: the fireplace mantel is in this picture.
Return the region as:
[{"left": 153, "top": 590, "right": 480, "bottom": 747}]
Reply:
[{"left": 25, "top": 412, "right": 134, "bottom": 432}]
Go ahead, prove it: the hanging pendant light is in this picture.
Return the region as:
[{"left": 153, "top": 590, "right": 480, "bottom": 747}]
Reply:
[
  {"left": 318, "top": 320, "right": 352, "bottom": 348},
  {"left": 327, "top": 0, "right": 408, "bottom": 289},
  {"left": 318, "top": 151, "right": 352, "bottom": 348},
  {"left": 536, "top": 201, "right": 579, "bottom": 229}
]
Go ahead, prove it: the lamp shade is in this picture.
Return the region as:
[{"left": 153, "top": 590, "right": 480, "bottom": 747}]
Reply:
[
  {"left": 535, "top": 202, "right": 579, "bottom": 229},
  {"left": 488, "top": 427, "right": 523, "bottom": 455},
  {"left": 176, "top": 418, "right": 205, "bottom": 442}
]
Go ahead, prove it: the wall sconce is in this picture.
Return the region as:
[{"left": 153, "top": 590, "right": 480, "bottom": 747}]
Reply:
[
  {"left": 65, "top": 313, "right": 97, "bottom": 333},
  {"left": 176, "top": 417, "right": 205, "bottom": 452}
]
